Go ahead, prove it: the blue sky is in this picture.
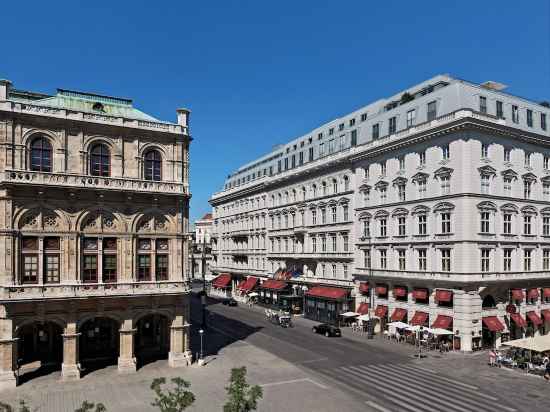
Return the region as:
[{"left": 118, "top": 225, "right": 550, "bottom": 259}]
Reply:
[{"left": 2, "top": 1, "right": 549, "bottom": 223}]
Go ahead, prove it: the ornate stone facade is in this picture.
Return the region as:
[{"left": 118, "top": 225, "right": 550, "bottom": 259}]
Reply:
[{"left": 0, "top": 79, "right": 192, "bottom": 390}]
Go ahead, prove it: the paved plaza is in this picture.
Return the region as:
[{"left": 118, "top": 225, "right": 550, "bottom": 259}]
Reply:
[{"left": 2, "top": 296, "right": 549, "bottom": 412}]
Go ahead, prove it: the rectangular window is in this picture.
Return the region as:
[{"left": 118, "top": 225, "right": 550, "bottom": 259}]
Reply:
[
  {"left": 504, "top": 148, "right": 511, "bottom": 162},
  {"left": 388, "top": 116, "right": 397, "bottom": 134},
  {"left": 481, "top": 174, "right": 490, "bottom": 194},
  {"left": 542, "top": 113, "right": 547, "bottom": 131},
  {"left": 418, "top": 179, "right": 426, "bottom": 198},
  {"left": 545, "top": 156, "right": 549, "bottom": 170},
  {"left": 503, "top": 177, "right": 512, "bottom": 196},
  {"left": 479, "top": 96, "right": 487, "bottom": 113},
  {"left": 524, "top": 249, "right": 532, "bottom": 271},
  {"left": 440, "top": 176, "right": 450, "bottom": 195},
  {"left": 332, "top": 264, "right": 337, "bottom": 278},
  {"left": 419, "top": 151, "right": 426, "bottom": 165},
  {"left": 399, "top": 156, "right": 405, "bottom": 170},
  {"left": 350, "top": 129, "right": 357, "bottom": 146},
  {"left": 441, "top": 249, "right": 451, "bottom": 272},
  {"left": 328, "top": 140, "right": 335, "bottom": 154},
  {"left": 512, "top": 105, "right": 519, "bottom": 123},
  {"left": 331, "top": 234, "right": 337, "bottom": 252},
  {"left": 321, "top": 208, "right": 326, "bottom": 224},
  {"left": 363, "top": 189, "right": 370, "bottom": 206},
  {"left": 319, "top": 143, "right": 325, "bottom": 156},
  {"left": 339, "top": 123, "right": 344, "bottom": 131},
  {"left": 524, "top": 181, "right": 532, "bottom": 199},
  {"left": 363, "top": 249, "right": 371, "bottom": 268},
  {"left": 379, "top": 219, "right": 387, "bottom": 237},
  {"left": 481, "top": 143, "right": 489, "bottom": 158},
  {"left": 406, "top": 109, "right": 416, "bottom": 127},
  {"left": 398, "top": 250, "right": 406, "bottom": 270},
  {"left": 311, "top": 236, "right": 317, "bottom": 253},
  {"left": 44, "top": 254, "right": 60, "bottom": 283},
  {"left": 156, "top": 255, "right": 169, "bottom": 281},
  {"left": 331, "top": 206, "right": 337, "bottom": 223},
  {"left": 308, "top": 147, "right": 314, "bottom": 161},
  {"left": 481, "top": 249, "right": 490, "bottom": 272},
  {"left": 441, "top": 213, "right": 451, "bottom": 233},
  {"left": 398, "top": 184, "right": 406, "bottom": 202},
  {"left": 544, "top": 250, "right": 550, "bottom": 270},
  {"left": 102, "top": 255, "right": 117, "bottom": 283},
  {"left": 372, "top": 124, "right": 379, "bottom": 139},
  {"left": 299, "top": 151, "right": 304, "bottom": 165},
  {"left": 544, "top": 216, "right": 550, "bottom": 236},
  {"left": 544, "top": 184, "right": 550, "bottom": 200},
  {"left": 503, "top": 249, "right": 512, "bottom": 271},
  {"left": 138, "top": 255, "right": 151, "bottom": 281},
  {"left": 361, "top": 113, "right": 367, "bottom": 122},
  {"left": 321, "top": 236, "right": 326, "bottom": 252},
  {"left": 442, "top": 145, "right": 450, "bottom": 160},
  {"left": 343, "top": 264, "right": 348, "bottom": 278},
  {"left": 380, "top": 249, "right": 387, "bottom": 269},
  {"left": 527, "top": 109, "right": 533, "bottom": 127},
  {"left": 321, "top": 264, "right": 326, "bottom": 276},
  {"left": 418, "top": 214, "right": 427, "bottom": 235},
  {"left": 418, "top": 249, "right": 427, "bottom": 271},
  {"left": 349, "top": 118, "right": 355, "bottom": 127},
  {"left": 503, "top": 213, "right": 512, "bottom": 234},
  {"left": 22, "top": 254, "right": 38, "bottom": 284},
  {"left": 343, "top": 234, "right": 349, "bottom": 252},
  {"left": 524, "top": 215, "right": 532, "bottom": 235},
  {"left": 496, "top": 101, "right": 504, "bottom": 119},
  {"left": 362, "top": 220, "right": 370, "bottom": 237},
  {"left": 83, "top": 255, "right": 98, "bottom": 283},
  {"left": 427, "top": 101, "right": 437, "bottom": 121},
  {"left": 380, "top": 188, "right": 387, "bottom": 204},
  {"left": 480, "top": 212, "right": 490, "bottom": 233},
  {"left": 343, "top": 205, "right": 349, "bottom": 221},
  {"left": 398, "top": 216, "right": 406, "bottom": 236},
  {"left": 311, "top": 210, "right": 317, "bottom": 225},
  {"left": 525, "top": 152, "right": 531, "bottom": 167}
]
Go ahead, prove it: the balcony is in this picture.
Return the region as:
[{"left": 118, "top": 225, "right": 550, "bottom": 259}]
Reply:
[
  {"left": 353, "top": 268, "right": 550, "bottom": 284},
  {"left": 269, "top": 251, "right": 353, "bottom": 260},
  {"left": 0, "top": 280, "right": 190, "bottom": 301},
  {"left": 209, "top": 265, "right": 267, "bottom": 276},
  {"left": 2, "top": 170, "right": 187, "bottom": 196}
]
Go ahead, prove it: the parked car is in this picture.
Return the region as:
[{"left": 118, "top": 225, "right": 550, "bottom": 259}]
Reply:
[
  {"left": 312, "top": 323, "right": 341, "bottom": 337},
  {"left": 222, "top": 298, "right": 238, "bottom": 307}
]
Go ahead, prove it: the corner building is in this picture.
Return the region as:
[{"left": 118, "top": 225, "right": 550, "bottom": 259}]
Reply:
[
  {"left": 0, "top": 79, "right": 192, "bottom": 390},
  {"left": 210, "top": 75, "right": 550, "bottom": 351}
]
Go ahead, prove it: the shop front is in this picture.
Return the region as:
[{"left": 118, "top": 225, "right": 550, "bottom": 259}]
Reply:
[
  {"left": 304, "top": 286, "right": 351, "bottom": 325},
  {"left": 482, "top": 316, "right": 506, "bottom": 348},
  {"left": 210, "top": 273, "right": 232, "bottom": 298},
  {"left": 258, "top": 279, "right": 290, "bottom": 306}
]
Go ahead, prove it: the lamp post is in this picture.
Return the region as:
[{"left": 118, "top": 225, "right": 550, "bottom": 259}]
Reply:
[
  {"left": 367, "top": 234, "right": 374, "bottom": 339},
  {"left": 198, "top": 329, "right": 204, "bottom": 365},
  {"left": 201, "top": 236, "right": 207, "bottom": 329}
]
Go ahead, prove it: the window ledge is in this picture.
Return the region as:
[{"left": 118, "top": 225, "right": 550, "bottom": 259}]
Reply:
[
  {"left": 413, "top": 234, "right": 429, "bottom": 237},
  {"left": 478, "top": 233, "right": 496, "bottom": 236},
  {"left": 435, "top": 233, "right": 454, "bottom": 236}
]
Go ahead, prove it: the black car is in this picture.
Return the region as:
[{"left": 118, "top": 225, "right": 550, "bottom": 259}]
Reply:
[
  {"left": 222, "top": 298, "right": 238, "bottom": 306},
  {"left": 312, "top": 323, "right": 341, "bottom": 337}
]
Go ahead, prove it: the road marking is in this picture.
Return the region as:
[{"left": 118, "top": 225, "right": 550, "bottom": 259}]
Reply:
[
  {"left": 397, "top": 364, "right": 480, "bottom": 391},
  {"left": 365, "top": 400, "right": 394, "bottom": 412},
  {"left": 299, "top": 357, "right": 328, "bottom": 364},
  {"left": 260, "top": 377, "right": 328, "bottom": 389}
]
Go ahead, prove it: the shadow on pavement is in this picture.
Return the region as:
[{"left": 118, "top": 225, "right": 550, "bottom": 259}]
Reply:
[{"left": 18, "top": 363, "right": 60, "bottom": 385}]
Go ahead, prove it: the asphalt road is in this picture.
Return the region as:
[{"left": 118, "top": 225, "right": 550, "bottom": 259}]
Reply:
[{"left": 190, "top": 293, "right": 520, "bottom": 412}]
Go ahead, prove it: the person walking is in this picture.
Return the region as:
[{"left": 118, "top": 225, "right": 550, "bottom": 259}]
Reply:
[
  {"left": 544, "top": 361, "right": 550, "bottom": 381},
  {"left": 489, "top": 349, "right": 496, "bottom": 367}
]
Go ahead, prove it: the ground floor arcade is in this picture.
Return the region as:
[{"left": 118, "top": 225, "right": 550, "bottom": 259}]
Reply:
[{"left": 0, "top": 294, "right": 192, "bottom": 391}]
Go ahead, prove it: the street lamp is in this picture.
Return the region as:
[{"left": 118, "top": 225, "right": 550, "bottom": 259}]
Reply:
[
  {"left": 199, "top": 329, "right": 204, "bottom": 365},
  {"left": 201, "top": 236, "right": 207, "bottom": 329}
]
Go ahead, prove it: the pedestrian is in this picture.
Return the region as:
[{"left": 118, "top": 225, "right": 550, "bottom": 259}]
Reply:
[
  {"left": 544, "top": 361, "right": 550, "bottom": 381},
  {"left": 489, "top": 349, "right": 496, "bottom": 367},
  {"left": 496, "top": 351, "right": 503, "bottom": 368}
]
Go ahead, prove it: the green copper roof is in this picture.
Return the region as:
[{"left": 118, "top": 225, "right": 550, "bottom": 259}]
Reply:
[{"left": 10, "top": 88, "right": 168, "bottom": 123}]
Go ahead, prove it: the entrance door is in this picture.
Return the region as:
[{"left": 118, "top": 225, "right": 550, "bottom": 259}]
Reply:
[{"left": 17, "top": 322, "right": 63, "bottom": 366}]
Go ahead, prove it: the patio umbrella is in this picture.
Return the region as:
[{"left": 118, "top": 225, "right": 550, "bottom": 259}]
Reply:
[
  {"left": 431, "top": 328, "right": 454, "bottom": 336},
  {"left": 387, "top": 321, "right": 410, "bottom": 329},
  {"left": 358, "top": 314, "right": 370, "bottom": 321},
  {"left": 341, "top": 312, "right": 360, "bottom": 317},
  {"left": 502, "top": 334, "right": 550, "bottom": 352}
]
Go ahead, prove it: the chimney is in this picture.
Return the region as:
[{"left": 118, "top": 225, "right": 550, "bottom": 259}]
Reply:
[
  {"left": 0, "top": 79, "right": 12, "bottom": 100},
  {"left": 176, "top": 108, "right": 191, "bottom": 128}
]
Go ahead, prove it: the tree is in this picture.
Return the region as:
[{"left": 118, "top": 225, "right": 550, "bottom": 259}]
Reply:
[
  {"left": 74, "top": 401, "right": 106, "bottom": 412},
  {"left": 0, "top": 400, "right": 31, "bottom": 412},
  {"left": 223, "top": 367, "right": 263, "bottom": 412},
  {"left": 150, "top": 377, "right": 195, "bottom": 412}
]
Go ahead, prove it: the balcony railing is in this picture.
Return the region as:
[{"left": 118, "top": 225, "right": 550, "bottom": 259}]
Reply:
[
  {"left": 2, "top": 170, "right": 187, "bottom": 195},
  {"left": 354, "top": 268, "right": 550, "bottom": 283},
  {"left": 0, "top": 280, "right": 190, "bottom": 301}
]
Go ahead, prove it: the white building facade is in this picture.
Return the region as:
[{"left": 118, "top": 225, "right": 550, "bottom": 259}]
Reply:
[{"left": 210, "top": 75, "right": 550, "bottom": 351}]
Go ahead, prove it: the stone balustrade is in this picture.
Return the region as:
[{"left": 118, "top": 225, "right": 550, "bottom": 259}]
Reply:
[
  {"left": 0, "top": 281, "right": 190, "bottom": 300},
  {"left": 3, "top": 169, "right": 187, "bottom": 195}
]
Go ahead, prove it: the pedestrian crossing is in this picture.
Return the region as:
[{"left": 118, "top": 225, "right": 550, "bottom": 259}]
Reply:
[{"left": 321, "top": 362, "right": 516, "bottom": 412}]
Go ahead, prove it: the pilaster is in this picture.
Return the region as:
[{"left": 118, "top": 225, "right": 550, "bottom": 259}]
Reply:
[{"left": 118, "top": 319, "right": 137, "bottom": 374}]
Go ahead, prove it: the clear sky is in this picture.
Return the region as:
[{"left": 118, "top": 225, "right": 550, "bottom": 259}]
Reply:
[{"left": 2, "top": 1, "right": 549, "bottom": 224}]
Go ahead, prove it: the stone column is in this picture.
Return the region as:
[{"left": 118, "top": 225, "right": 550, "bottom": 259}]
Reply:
[
  {"left": 61, "top": 322, "right": 81, "bottom": 381},
  {"left": 0, "top": 338, "right": 17, "bottom": 391},
  {"left": 168, "top": 307, "right": 192, "bottom": 367},
  {"left": 117, "top": 319, "right": 136, "bottom": 373}
]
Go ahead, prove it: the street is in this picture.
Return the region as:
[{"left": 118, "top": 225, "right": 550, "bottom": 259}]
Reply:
[{"left": 194, "top": 293, "right": 548, "bottom": 412}]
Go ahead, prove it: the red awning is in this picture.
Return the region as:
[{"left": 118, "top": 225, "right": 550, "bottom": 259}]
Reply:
[
  {"left": 542, "top": 288, "right": 550, "bottom": 298},
  {"left": 375, "top": 305, "right": 388, "bottom": 317},
  {"left": 527, "top": 288, "right": 539, "bottom": 299},
  {"left": 526, "top": 311, "right": 542, "bottom": 326},
  {"left": 393, "top": 286, "right": 407, "bottom": 297},
  {"left": 412, "top": 289, "right": 429, "bottom": 300},
  {"left": 482, "top": 316, "right": 505, "bottom": 332},
  {"left": 261, "top": 280, "right": 287, "bottom": 290},
  {"left": 391, "top": 308, "right": 407, "bottom": 322},
  {"left": 375, "top": 285, "right": 388, "bottom": 295},
  {"left": 306, "top": 286, "right": 348, "bottom": 300},
  {"left": 238, "top": 277, "right": 258, "bottom": 292},
  {"left": 431, "top": 315, "right": 453, "bottom": 329},
  {"left": 212, "top": 274, "right": 231, "bottom": 288},
  {"left": 542, "top": 309, "right": 550, "bottom": 321},
  {"left": 359, "top": 282, "right": 369, "bottom": 294},
  {"left": 511, "top": 289, "right": 524, "bottom": 301},
  {"left": 410, "top": 311, "right": 429, "bottom": 326},
  {"left": 356, "top": 303, "right": 369, "bottom": 315},
  {"left": 435, "top": 290, "right": 453, "bottom": 302},
  {"left": 510, "top": 312, "right": 527, "bottom": 328}
]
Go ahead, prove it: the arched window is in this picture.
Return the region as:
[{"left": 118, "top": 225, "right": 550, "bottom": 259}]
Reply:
[
  {"left": 144, "top": 150, "right": 162, "bottom": 181},
  {"left": 332, "top": 179, "right": 338, "bottom": 193},
  {"left": 343, "top": 175, "right": 350, "bottom": 191},
  {"left": 30, "top": 136, "right": 52, "bottom": 172},
  {"left": 90, "top": 143, "right": 110, "bottom": 177}
]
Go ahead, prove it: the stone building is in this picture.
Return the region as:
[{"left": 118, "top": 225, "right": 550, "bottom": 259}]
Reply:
[
  {"left": 209, "top": 75, "right": 550, "bottom": 351},
  {"left": 189, "top": 213, "right": 214, "bottom": 280},
  {"left": 0, "top": 79, "right": 192, "bottom": 390}
]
